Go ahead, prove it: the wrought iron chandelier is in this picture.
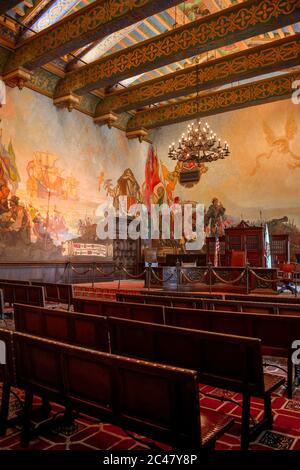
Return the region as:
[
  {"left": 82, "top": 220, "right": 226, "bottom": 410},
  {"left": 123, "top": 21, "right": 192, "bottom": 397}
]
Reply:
[
  {"left": 168, "top": 57, "right": 230, "bottom": 165},
  {"left": 168, "top": 121, "right": 230, "bottom": 164}
]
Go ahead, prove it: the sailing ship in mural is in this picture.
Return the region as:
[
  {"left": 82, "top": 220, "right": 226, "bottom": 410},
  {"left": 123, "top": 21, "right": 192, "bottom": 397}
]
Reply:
[{"left": 26, "top": 151, "right": 79, "bottom": 200}]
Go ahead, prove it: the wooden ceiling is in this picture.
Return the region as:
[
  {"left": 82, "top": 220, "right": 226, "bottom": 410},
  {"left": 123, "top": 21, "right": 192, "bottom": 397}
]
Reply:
[{"left": 1, "top": 0, "right": 300, "bottom": 139}]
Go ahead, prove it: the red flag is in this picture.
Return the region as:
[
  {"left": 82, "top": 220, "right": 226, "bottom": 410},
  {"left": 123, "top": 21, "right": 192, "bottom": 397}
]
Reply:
[{"left": 144, "top": 145, "right": 161, "bottom": 211}]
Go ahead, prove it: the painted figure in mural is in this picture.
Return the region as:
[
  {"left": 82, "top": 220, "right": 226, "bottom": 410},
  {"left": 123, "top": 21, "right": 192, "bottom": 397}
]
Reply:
[
  {"left": 104, "top": 168, "right": 142, "bottom": 211},
  {"left": 98, "top": 171, "right": 105, "bottom": 191},
  {"left": 205, "top": 198, "right": 226, "bottom": 237},
  {"left": 4, "top": 196, "right": 30, "bottom": 245},
  {"left": 0, "top": 131, "right": 20, "bottom": 196},
  {"left": 251, "top": 113, "right": 300, "bottom": 175}
]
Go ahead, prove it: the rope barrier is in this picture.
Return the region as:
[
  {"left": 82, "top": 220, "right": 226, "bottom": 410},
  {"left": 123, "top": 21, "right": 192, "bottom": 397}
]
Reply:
[
  {"left": 121, "top": 267, "right": 147, "bottom": 279},
  {"left": 180, "top": 269, "right": 208, "bottom": 284},
  {"left": 212, "top": 269, "right": 246, "bottom": 285},
  {"left": 249, "top": 270, "right": 277, "bottom": 284},
  {"left": 150, "top": 268, "right": 176, "bottom": 283},
  {"left": 94, "top": 265, "right": 120, "bottom": 277},
  {"left": 70, "top": 266, "right": 92, "bottom": 275}
]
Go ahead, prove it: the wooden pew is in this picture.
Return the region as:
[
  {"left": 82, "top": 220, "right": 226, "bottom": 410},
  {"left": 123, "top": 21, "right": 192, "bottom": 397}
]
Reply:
[
  {"left": 0, "top": 279, "right": 30, "bottom": 285},
  {"left": 201, "top": 298, "right": 300, "bottom": 316},
  {"left": 0, "top": 290, "right": 4, "bottom": 319},
  {"left": 31, "top": 281, "right": 73, "bottom": 310},
  {"left": 13, "top": 331, "right": 234, "bottom": 449},
  {"left": 14, "top": 304, "right": 109, "bottom": 352},
  {"left": 0, "top": 328, "right": 15, "bottom": 435},
  {"left": 225, "top": 293, "right": 300, "bottom": 304},
  {"left": 73, "top": 297, "right": 164, "bottom": 324},
  {"left": 0, "top": 282, "right": 45, "bottom": 309},
  {"left": 164, "top": 307, "right": 299, "bottom": 398},
  {"left": 116, "top": 293, "right": 201, "bottom": 308},
  {"left": 136, "top": 290, "right": 300, "bottom": 305},
  {"left": 117, "top": 292, "right": 300, "bottom": 316},
  {"left": 14, "top": 303, "right": 284, "bottom": 450},
  {"left": 109, "top": 316, "right": 284, "bottom": 450}
]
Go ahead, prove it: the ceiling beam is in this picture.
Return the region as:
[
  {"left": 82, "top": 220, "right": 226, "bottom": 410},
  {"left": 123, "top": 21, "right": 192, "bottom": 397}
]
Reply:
[
  {"left": 126, "top": 71, "right": 300, "bottom": 132},
  {"left": 0, "top": 1, "right": 22, "bottom": 15},
  {"left": 53, "top": 0, "right": 300, "bottom": 99},
  {"left": 94, "top": 34, "right": 300, "bottom": 120},
  {"left": 4, "top": 0, "right": 183, "bottom": 72}
]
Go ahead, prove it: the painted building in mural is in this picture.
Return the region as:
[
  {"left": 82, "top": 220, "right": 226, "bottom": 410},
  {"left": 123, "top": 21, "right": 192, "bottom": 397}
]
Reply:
[{"left": 0, "top": 85, "right": 300, "bottom": 261}]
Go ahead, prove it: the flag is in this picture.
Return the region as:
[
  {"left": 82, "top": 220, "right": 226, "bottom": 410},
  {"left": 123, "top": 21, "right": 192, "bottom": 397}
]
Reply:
[
  {"left": 264, "top": 223, "right": 272, "bottom": 268},
  {"left": 144, "top": 145, "right": 161, "bottom": 211},
  {"left": 214, "top": 235, "right": 220, "bottom": 267}
]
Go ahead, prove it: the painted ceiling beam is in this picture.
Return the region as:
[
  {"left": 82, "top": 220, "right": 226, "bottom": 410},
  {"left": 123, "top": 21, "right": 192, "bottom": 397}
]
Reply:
[
  {"left": 126, "top": 71, "right": 300, "bottom": 133},
  {"left": 53, "top": 0, "right": 300, "bottom": 99},
  {"left": 94, "top": 34, "right": 300, "bottom": 119},
  {"left": 4, "top": 0, "right": 183, "bottom": 72},
  {"left": 0, "top": 1, "right": 23, "bottom": 15}
]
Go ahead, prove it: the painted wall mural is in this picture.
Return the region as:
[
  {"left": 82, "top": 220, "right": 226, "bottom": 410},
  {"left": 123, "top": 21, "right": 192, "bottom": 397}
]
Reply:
[
  {"left": 154, "top": 98, "right": 300, "bottom": 259},
  {"left": 1, "top": 86, "right": 300, "bottom": 261},
  {"left": 0, "top": 86, "right": 148, "bottom": 261}
]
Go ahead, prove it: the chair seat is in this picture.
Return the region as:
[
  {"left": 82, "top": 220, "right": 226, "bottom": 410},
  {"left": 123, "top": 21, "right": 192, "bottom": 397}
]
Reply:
[
  {"left": 200, "top": 408, "right": 234, "bottom": 447},
  {"left": 264, "top": 373, "right": 285, "bottom": 394}
]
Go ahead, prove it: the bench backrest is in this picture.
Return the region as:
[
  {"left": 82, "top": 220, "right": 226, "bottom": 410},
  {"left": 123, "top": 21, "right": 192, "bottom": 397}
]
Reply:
[
  {"left": 225, "top": 293, "right": 300, "bottom": 304},
  {"left": 202, "top": 298, "right": 300, "bottom": 315},
  {"left": 164, "top": 307, "right": 297, "bottom": 357},
  {"left": 0, "top": 282, "right": 45, "bottom": 307},
  {"left": 13, "top": 331, "right": 201, "bottom": 448},
  {"left": 0, "top": 328, "right": 15, "bottom": 383},
  {"left": 14, "top": 304, "right": 109, "bottom": 352},
  {"left": 116, "top": 293, "right": 202, "bottom": 308},
  {"left": 0, "top": 289, "right": 4, "bottom": 317},
  {"left": 73, "top": 298, "right": 164, "bottom": 324},
  {"left": 109, "top": 317, "right": 265, "bottom": 395},
  {"left": 0, "top": 279, "right": 30, "bottom": 285},
  {"left": 117, "top": 293, "right": 300, "bottom": 316},
  {"left": 31, "top": 282, "right": 73, "bottom": 305}
]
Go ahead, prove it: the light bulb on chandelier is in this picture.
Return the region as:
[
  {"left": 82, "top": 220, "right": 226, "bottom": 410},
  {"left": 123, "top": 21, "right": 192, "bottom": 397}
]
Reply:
[{"left": 168, "top": 120, "right": 230, "bottom": 164}]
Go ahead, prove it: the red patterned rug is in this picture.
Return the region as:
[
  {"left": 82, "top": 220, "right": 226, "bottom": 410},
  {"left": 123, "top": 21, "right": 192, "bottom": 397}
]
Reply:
[{"left": 1, "top": 362, "right": 300, "bottom": 451}]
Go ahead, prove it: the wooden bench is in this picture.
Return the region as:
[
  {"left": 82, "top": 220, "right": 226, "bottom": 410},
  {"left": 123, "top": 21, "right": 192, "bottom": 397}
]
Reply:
[
  {"left": 138, "top": 290, "right": 300, "bottom": 304},
  {"left": 0, "top": 282, "right": 45, "bottom": 310},
  {"left": 13, "top": 331, "right": 234, "bottom": 449},
  {"left": 0, "top": 328, "right": 15, "bottom": 435},
  {"left": 116, "top": 293, "right": 202, "bottom": 308},
  {"left": 201, "top": 298, "right": 300, "bottom": 316},
  {"left": 165, "top": 307, "right": 299, "bottom": 398},
  {"left": 117, "top": 292, "right": 300, "bottom": 316},
  {"left": 109, "top": 316, "right": 284, "bottom": 450},
  {"left": 14, "top": 304, "right": 109, "bottom": 352},
  {"left": 0, "top": 290, "right": 4, "bottom": 318},
  {"left": 0, "top": 279, "right": 30, "bottom": 285},
  {"left": 73, "top": 297, "right": 164, "bottom": 324},
  {"left": 31, "top": 281, "right": 73, "bottom": 310},
  {"left": 14, "top": 303, "right": 284, "bottom": 449}
]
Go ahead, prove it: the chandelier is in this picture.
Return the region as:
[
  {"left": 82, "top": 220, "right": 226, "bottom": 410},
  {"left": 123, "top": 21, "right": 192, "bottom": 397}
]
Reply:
[{"left": 168, "top": 120, "right": 230, "bottom": 164}]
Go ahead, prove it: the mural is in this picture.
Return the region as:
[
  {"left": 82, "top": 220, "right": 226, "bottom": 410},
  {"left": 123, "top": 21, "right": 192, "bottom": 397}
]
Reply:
[
  {"left": 1, "top": 86, "right": 300, "bottom": 261},
  {"left": 154, "top": 98, "right": 300, "bottom": 259},
  {"left": 0, "top": 87, "right": 148, "bottom": 261}
]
